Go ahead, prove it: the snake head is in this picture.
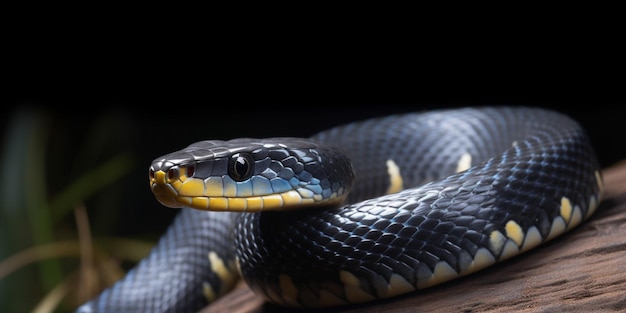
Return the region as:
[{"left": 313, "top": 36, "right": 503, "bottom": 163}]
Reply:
[{"left": 149, "top": 138, "right": 355, "bottom": 212}]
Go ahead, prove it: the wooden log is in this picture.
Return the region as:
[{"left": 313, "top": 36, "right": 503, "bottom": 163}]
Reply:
[{"left": 202, "top": 161, "right": 626, "bottom": 313}]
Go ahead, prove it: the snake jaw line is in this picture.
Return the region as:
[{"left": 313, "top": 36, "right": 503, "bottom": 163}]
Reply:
[{"left": 167, "top": 191, "right": 349, "bottom": 212}]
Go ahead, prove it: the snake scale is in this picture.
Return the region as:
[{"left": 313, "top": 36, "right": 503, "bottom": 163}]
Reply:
[{"left": 76, "top": 106, "right": 603, "bottom": 312}]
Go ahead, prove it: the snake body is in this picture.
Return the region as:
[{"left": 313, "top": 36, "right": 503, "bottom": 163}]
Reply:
[{"left": 76, "top": 106, "right": 603, "bottom": 312}]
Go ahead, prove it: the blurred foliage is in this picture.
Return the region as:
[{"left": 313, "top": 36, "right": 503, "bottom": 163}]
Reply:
[{"left": 0, "top": 107, "right": 157, "bottom": 313}]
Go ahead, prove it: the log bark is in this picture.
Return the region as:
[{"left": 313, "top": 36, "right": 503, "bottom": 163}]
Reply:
[{"left": 202, "top": 161, "right": 626, "bottom": 313}]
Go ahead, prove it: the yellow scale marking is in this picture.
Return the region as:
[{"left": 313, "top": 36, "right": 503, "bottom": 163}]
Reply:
[
  {"left": 209, "top": 197, "right": 228, "bottom": 210},
  {"left": 501, "top": 220, "right": 524, "bottom": 260},
  {"left": 154, "top": 170, "right": 167, "bottom": 183},
  {"left": 203, "top": 252, "right": 238, "bottom": 301},
  {"left": 170, "top": 180, "right": 183, "bottom": 191},
  {"left": 209, "top": 252, "right": 236, "bottom": 285},
  {"left": 558, "top": 196, "right": 584, "bottom": 231},
  {"left": 228, "top": 198, "right": 248, "bottom": 211},
  {"left": 489, "top": 230, "right": 507, "bottom": 256},
  {"left": 202, "top": 282, "right": 215, "bottom": 302},
  {"left": 488, "top": 220, "right": 526, "bottom": 261},
  {"left": 183, "top": 189, "right": 349, "bottom": 212},
  {"left": 279, "top": 274, "right": 300, "bottom": 307},
  {"left": 385, "top": 159, "right": 404, "bottom": 194},
  {"left": 560, "top": 197, "right": 573, "bottom": 224},
  {"left": 247, "top": 197, "right": 264, "bottom": 210},
  {"left": 191, "top": 197, "right": 209, "bottom": 209},
  {"left": 567, "top": 204, "right": 583, "bottom": 231},
  {"left": 262, "top": 194, "right": 284, "bottom": 208},
  {"left": 505, "top": 220, "right": 524, "bottom": 247},
  {"left": 179, "top": 178, "right": 205, "bottom": 195},
  {"left": 456, "top": 153, "right": 472, "bottom": 173}
]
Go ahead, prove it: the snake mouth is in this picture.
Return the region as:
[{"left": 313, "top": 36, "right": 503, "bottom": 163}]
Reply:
[
  {"left": 151, "top": 190, "right": 348, "bottom": 212},
  {"left": 151, "top": 183, "right": 184, "bottom": 208}
]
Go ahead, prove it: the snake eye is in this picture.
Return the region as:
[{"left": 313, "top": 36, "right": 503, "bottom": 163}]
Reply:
[{"left": 229, "top": 152, "right": 254, "bottom": 181}]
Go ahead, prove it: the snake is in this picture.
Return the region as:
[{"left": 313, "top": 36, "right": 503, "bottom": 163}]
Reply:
[{"left": 76, "top": 106, "right": 603, "bottom": 312}]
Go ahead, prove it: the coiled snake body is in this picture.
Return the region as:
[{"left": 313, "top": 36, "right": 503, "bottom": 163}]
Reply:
[{"left": 77, "top": 106, "right": 603, "bottom": 312}]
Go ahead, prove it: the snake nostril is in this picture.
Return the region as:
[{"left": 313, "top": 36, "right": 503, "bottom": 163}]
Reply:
[{"left": 167, "top": 168, "right": 179, "bottom": 181}]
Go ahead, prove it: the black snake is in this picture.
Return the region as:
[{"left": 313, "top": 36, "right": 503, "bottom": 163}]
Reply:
[{"left": 76, "top": 106, "right": 603, "bottom": 312}]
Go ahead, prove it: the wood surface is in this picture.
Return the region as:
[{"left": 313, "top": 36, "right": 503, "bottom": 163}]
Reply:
[{"left": 201, "top": 161, "right": 626, "bottom": 313}]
